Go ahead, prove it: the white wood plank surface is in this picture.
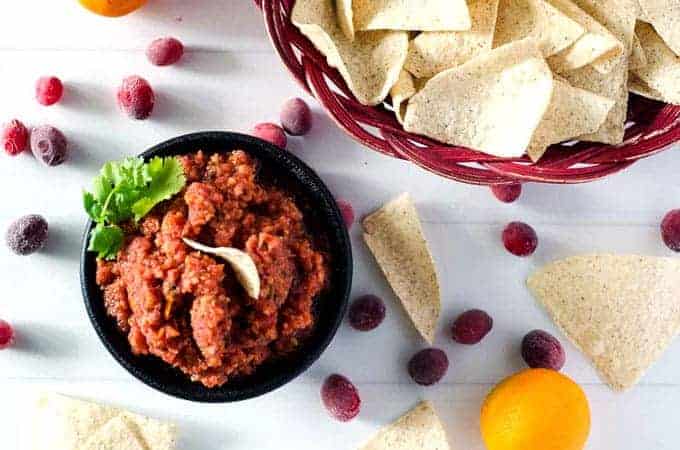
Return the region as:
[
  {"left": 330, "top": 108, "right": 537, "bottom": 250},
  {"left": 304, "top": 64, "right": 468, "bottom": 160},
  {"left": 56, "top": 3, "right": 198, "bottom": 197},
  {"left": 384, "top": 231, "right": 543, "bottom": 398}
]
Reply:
[{"left": 0, "top": 1, "right": 679, "bottom": 449}]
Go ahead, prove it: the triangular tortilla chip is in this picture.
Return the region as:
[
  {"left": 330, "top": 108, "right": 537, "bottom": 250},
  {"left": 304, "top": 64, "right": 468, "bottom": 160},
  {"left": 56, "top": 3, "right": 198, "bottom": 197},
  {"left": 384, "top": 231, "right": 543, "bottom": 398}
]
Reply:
[
  {"left": 494, "top": 0, "right": 585, "bottom": 57},
  {"left": 528, "top": 254, "right": 680, "bottom": 391},
  {"left": 404, "top": 0, "right": 500, "bottom": 78},
  {"left": 628, "top": 72, "right": 665, "bottom": 101},
  {"left": 353, "top": 0, "right": 471, "bottom": 32},
  {"left": 363, "top": 194, "right": 440, "bottom": 343},
  {"left": 528, "top": 78, "right": 615, "bottom": 161},
  {"left": 335, "top": 0, "right": 355, "bottom": 40},
  {"left": 637, "top": 0, "right": 680, "bottom": 56},
  {"left": 82, "top": 417, "right": 146, "bottom": 450},
  {"left": 390, "top": 70, "right": 417, "bottom": 124},
  {"left": 632, "top": 21, "right": 680, "bottom": 104},
  {"left": 404, "top": 38, "right": 554, "bottom": 157},
  {"left": 292, "top": 0, "right": 408, "bottom": 106},
  {"left": 359, "top": 402, "right": 450, "bottom": 450},
  {"left": 630, "top": 32, "right": 649, "bottom": 70}
]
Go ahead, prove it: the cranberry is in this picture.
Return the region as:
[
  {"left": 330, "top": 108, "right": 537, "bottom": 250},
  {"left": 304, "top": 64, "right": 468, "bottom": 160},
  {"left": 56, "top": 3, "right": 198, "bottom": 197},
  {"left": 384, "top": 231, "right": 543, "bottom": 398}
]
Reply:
[
  {"left": 0, "top": 320, "right": 14, "bottom": 350},
  {"left": 2, "top": 119, "right": 29, "bottom": 156},
  {"left": 30, "top": 125, "right": 68, "bottom": 166},
  {"left": 6, "top": 214, "right": 49, "bottom": 255},
  {"left": 661, "top": 209, "right": 680, "bottom": 252},
  {"left": 490, "top": 183, "right": 522, "bottom": 203},
  {"left": 36, "top": 76, "right": 63, "bottom": 106},
  {"left": 408, "top": 348, "right": 449, "bottom": 386},
  {"left": 252, "top": 123, "right": 287, "bottom": 149},
  {"left": 117, "top": 76, "right": 155, "bottom": 120},
  {"left": 348, "top": 295, "right": 386, "bottom": 331},
  {"left": 521, "top": 329, "right": 565, "bottom": 371},
  {"left": 336, "top": 199, "right": 354, "bottom": 229},
  {"left": 146, "top": 37, "right": 184, "bottom": 66},
  {"left": 321, "top": 374, "right": 361, "bottom": 422},
  {"left": 280, "top": 98, "right": 313, "bottom": 136},
  {"left": 502, "top": 221, "right": 538, "bottom": 256},
  {"left": 451, "top": 309, "right": 493, "bottom": 344}
]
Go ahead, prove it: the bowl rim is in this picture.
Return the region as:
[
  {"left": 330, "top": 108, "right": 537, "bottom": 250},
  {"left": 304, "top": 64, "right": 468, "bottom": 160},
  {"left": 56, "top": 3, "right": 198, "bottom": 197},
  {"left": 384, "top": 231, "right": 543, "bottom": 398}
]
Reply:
[{"left": 80, "top": 131, "right": 353, "bottom": 403}]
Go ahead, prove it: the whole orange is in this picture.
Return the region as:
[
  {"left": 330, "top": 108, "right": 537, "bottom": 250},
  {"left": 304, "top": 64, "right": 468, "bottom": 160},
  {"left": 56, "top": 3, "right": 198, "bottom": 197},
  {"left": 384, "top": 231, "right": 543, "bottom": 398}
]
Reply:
[
  {"left": 78, "top": 0, "right": 147, "bottom": 17},
  {"left": 480, "top": 369, "right": 590, "bottom": 450}
]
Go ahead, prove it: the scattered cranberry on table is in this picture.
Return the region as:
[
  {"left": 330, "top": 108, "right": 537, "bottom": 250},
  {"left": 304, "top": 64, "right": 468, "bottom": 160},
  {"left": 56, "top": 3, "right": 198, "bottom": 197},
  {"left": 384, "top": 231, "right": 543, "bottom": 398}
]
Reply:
[
  {"left": 321, "top": 374, "right": 361, "bottom": 422},
  {"left": 660, "top": 209, "right": 680, "bottom": 252},
  {"left": 408, "top": 348, "right": 449, "bottom": 386},
  {"left": 252, "top": 123, "right": 287, "bottom": 149},
  {"left": 1, "top": 119, "right": 29, "bottom": 156},
  {"left": 30, "top": 125, "right": 69, "bottom": 166},
  {"left": 147, "top": 37, "right": 184, "bottom": 66},
  {"left": 280, "top": 98, "right": 313, "bottom": 136},
  {"left": 502, "top": 221, "right": 538, "bottom": 256},
  {"left": 0, "top": 320, "right": 14, "bottom": 350},
  {"left": 6, "top": 214, "right": 49, "bottom": 256},
  {"left": 117, "top": 75, "right": 155, "bottom": 120},
  {"left": 36, "top": 76, "right": 64, "bottom": 106},
  {"left": 349, "top": 295, "right": 386, "bottom": 331},
  {"left": 451, "top": 309, "right": 493, "bottom": 345},
  {"left": 490, "top": 183, "right": 522, "bottom": 203},
  {"left": 521, "top": 329, "right": 566, "bottom": 371},
  {"left": 336, "top": 199, "right": 354, "bottom": 229}
]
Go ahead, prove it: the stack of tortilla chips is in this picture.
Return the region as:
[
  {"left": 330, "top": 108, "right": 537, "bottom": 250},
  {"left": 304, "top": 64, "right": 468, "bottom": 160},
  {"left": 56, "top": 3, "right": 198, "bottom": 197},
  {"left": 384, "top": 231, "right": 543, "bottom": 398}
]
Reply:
[{"left": 292, "top": 0, "right": 679, "bottom": 162}]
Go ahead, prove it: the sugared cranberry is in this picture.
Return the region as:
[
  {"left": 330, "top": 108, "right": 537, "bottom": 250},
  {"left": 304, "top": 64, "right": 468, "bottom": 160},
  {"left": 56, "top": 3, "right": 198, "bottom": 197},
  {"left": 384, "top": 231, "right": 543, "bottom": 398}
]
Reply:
[
  {"left": 451, "top": 309, "right": 493, "bottom": 345},
  {"left": 6, "top": 214, "right": 49, "bottom": 255},
  {"left": 408, "top": 348, "right": 449, "bottom": 386},
  {"left": 321, "top": 374, "right": 361, "bottom": 422},
  {"left": 280, "top": 98, "right": 313, "bottom": 136},
  {"left": 2, "top": 119, "right": 29, "bottom": 156},
  {"left": 0, "top": 320, "right": 14, "bottom": 350},
  {"left": 502, "top": 221, "right": 538, "bottom": 256},
  {"left": 348, "top": 295, "right": 386, "bottom": 331},
  {"left": 336, "top": 199, "right": 354, "bottom": 229},
  {"left": 491, "top": 183, "right": 522, "bottom": 203},
  {"left": 36, "top": 76, "right": 63, "bottom": 106},
  {"left": 117, "top": 76, "right": 155, "bottom": 120},
  {"left": 521, "top": 330, "right": 565, "bottom": 371},
  {"left": 146, "top": 37, "right": 184, "bottom": 66},
  {"left": 661, "top": 209, "right": 680, "bottom": 252},
  {"left": 30, "top": 125, "right": 68, "bottom": 166},
  {"left": 252, "top": 123, "right": 287, "bottom": 149}
]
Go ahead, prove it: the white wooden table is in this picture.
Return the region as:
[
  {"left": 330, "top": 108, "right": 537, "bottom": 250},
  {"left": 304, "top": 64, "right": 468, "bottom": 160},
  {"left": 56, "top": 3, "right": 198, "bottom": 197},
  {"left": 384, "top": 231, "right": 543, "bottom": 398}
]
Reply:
[{"left": 0, "top": 1, "right": 678, "bottom": 449}]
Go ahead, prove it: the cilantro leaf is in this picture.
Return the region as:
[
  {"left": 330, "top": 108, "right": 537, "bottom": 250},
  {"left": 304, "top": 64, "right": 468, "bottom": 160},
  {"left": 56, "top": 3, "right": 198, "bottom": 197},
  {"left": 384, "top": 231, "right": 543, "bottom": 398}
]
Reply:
[
  {"left": 88, "top": 223, "right": 124, "bottom": 260},
  {"left": 132, "top": 156, "right": 186, "bottom": 221}
]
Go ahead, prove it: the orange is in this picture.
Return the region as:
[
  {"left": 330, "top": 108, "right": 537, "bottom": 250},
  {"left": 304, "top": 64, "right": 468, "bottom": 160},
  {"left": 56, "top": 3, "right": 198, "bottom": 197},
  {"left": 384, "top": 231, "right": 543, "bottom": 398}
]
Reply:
[
  {"left": 78, "top": 0, "right": 147, "bottom": 17},
  {"left": 480, "top": 369, "right": 590, "bottom": 450}
]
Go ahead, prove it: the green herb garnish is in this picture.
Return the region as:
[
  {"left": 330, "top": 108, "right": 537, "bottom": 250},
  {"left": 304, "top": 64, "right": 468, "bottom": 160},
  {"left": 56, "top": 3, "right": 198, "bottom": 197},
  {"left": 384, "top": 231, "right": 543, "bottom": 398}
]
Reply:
[{"left": 83, "top": 156, "right": 186, "bottom": 260}]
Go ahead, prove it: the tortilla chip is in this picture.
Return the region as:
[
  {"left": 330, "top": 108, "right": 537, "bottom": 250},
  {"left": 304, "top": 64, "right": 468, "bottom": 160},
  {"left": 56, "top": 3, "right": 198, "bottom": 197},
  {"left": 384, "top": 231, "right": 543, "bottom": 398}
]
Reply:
[
  {"left": 630, "top": 33, "right": 649, "bottom": 70},
  {"left": 632, "top": 21, "right": 680, "bottom": 104},
  {"left": 637, "top": 0, "right": 680, "bottom": 56},
  {"left": 404, "top": 0, "right": 500, "bottom": 78},
  {"left": 363, "top": 193, "right": 440, "bottom": 343},
  {"left": 292, "top": 0, "right": 408, "bottom": 106},
  {"left": 404, "top": 38, "right": 554, "bottom": 157},
  {"left": 359, "top": 402, "right": 450, "bottom": 450},
  {"left": 353, "top": 0, "right": 471, "bottom": 32},
  {"left": 390, "top": 70, "right": 417, "bottom": 124},
  {"left": 628, "top": 72, "right": 666, "bottom": 101},
  {"left": 122, "top": 413, "right": 178, "bottom": 450},
  {"left": 527, "top": 254, "right": 680, "bottom": 391},
  {"left": 82, "top": 417, "right": 146, "bottom": 450},
  {"left": 528, "top": 78, "right": 615, "bottom": 161},
  {"left": 335, "top": 0, "right": 355, "bottom": 40},
  {"left": 495, "top": 0, "right": 585, "bottom": 57}
]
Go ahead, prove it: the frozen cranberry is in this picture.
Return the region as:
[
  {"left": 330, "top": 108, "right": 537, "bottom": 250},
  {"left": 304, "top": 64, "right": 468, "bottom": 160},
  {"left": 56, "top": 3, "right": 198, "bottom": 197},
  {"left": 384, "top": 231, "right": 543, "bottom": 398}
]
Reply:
[
  {"left": 146, "top": 37, "right": 184, "bottom": 66},
  {"left": 280, "top": 98, "right": 313, "bottom": 136},
  {"left": 502, "top": 221, "right": 538, "bottom": 256},
  {"left": 0, "top": 320, "right": 14, "bottom": 350},
  {"left": 661, "top": 209, "right": 680, "bottom": 252},
  {"left": 117, "top": 76, "right": 155, "bottom": 120},
  {"left": 321, "top": 374, "right": 361, "bottom": 422},
  {"left": 451, "top": 309, "right": 493, "bottom": 345},
  {"left": 348, "top": 295, "right": 386, "bottom": 331},
  {"left": 36, "top": 76, "right": 63, "bottom": 106},
  {"left": 521, "top": 329, "right": 565, "bottom": 371},
  {"left": 30, "top": 125, "right": 68, "bottom": 166},
  {"left": 408, "top": 348, "right": 449, "bottom": 386},
  {"left": 6, "top": 214, "right": 49, "bottom": 255},
  {"left": 252, "top": 123, "right": 287, "bottom": 149},
  {"left": 491, "top": 183, "right": 522, "bottom": 203},
  {"left": 2, "top": 119, "right": 29, "bottom": 156},
  {"left": 336, "top": 199, "right": 354, "bottom": 229}
]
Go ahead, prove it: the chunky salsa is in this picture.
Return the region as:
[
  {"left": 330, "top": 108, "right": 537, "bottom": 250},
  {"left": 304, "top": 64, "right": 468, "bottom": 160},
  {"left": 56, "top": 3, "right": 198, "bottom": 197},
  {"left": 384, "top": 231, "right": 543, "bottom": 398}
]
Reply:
[{"left": 96, "top": 150, "right": 327, "bottom": 387}]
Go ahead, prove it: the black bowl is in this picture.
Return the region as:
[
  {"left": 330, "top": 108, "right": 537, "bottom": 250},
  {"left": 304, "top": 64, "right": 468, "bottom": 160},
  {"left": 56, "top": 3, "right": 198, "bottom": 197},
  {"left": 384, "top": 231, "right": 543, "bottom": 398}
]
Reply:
[{"left": 80, "top": 132, "right": 352, "bottom": 402}]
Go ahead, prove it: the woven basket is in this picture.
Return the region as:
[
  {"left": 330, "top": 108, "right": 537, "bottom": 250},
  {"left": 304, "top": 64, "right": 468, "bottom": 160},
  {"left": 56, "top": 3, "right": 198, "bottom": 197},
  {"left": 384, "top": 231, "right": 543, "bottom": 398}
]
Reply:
[{"left": 256, "top": 0, "right": 680, "bottom": 185}]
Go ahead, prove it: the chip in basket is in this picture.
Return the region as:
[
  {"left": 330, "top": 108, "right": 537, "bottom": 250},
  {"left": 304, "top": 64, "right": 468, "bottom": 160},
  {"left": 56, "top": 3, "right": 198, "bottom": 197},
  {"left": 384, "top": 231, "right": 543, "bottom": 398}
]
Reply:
[
  {"left": 352, "top": 0, "right": 471, "bottom": 32},
  {"left": 637, "top": 0, "right": 680, "bottom": 56},
  {"left": 631, "top": 21, "right": 680, "bottom": 105},
  {"left": 390, "top": 70, "right": 417, "bottom": 124}
]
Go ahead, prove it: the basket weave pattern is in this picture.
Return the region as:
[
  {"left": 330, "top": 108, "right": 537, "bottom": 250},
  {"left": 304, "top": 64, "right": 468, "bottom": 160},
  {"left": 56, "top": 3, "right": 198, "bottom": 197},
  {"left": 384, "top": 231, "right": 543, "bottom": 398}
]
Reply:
[{"left": 257, "top": 0, "right": 680, "bottom": 184}]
